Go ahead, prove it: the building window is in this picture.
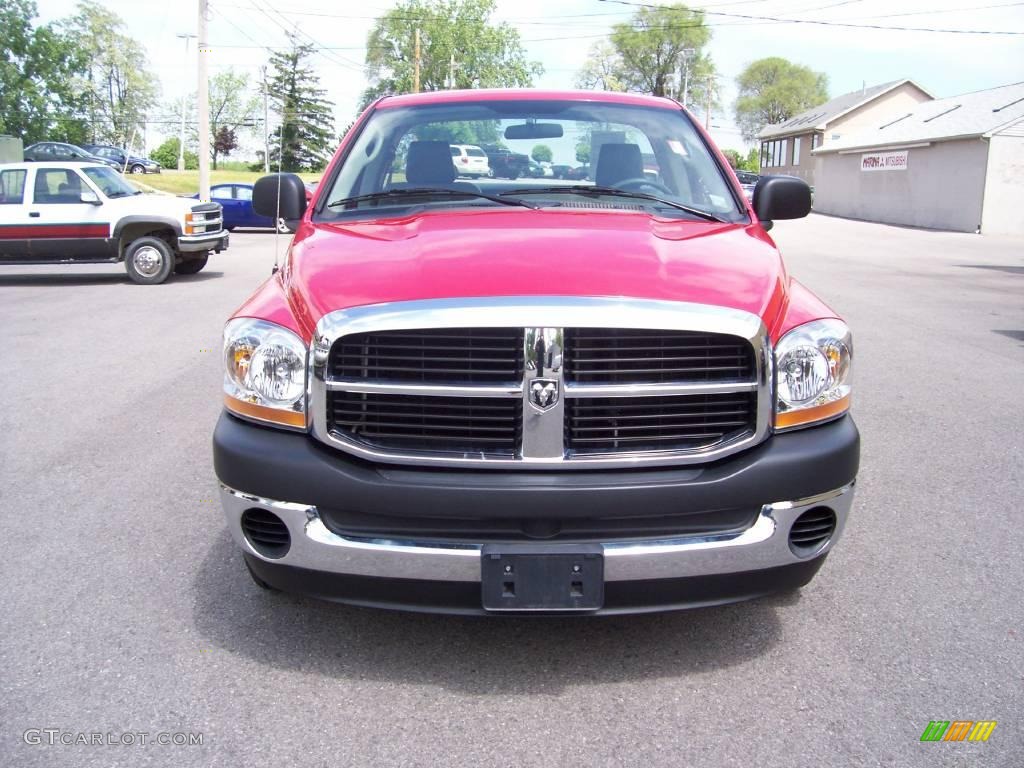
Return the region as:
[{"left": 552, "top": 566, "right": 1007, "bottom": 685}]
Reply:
[
  {"left": 793, "top": 137, "right": 801, "bottom": 166},
  {"left": 780, "top": 139, "right": 788, "bottom": 166},
  {"left": 812, "top": 133, "right": 820, "bottom": 150},
  {"left": 760, "top": 142, "right": 768, "bottom": 167}
]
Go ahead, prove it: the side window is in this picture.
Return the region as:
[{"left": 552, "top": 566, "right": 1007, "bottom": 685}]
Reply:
[
  {"left": 51, "top": 145, "right": 73, "bottom": 159},
  {"left": 33, "top": 168, "right": 84, "bottom": 204},
  {"left": 234, "top": 186, "right": 253, "bottom": 201},
  {"left": 450, "top": 146, "right": 460, "bottom": 157},
  {"left": 211, "top": 185, "right": 232, "bottom": 200},
  {"left": 0, "top": 169, "right": 27, "bottom": 204}
]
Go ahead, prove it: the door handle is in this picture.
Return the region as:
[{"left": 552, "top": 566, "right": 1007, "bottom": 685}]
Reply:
[{"left": 29, "top": 212, "right": 40, "bottom": 218}]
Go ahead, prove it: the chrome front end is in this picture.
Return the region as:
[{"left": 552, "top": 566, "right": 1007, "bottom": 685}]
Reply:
[
  {"left": 220, "top": 483, "right": 853, "bottom": 583},
  {"left": 309, "top": 296, "right": 773, "bottom": 470}
]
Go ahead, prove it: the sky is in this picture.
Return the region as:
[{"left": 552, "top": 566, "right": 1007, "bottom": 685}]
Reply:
[{"left": 34, "top": 0, "right": 1024, "bottom": 156}]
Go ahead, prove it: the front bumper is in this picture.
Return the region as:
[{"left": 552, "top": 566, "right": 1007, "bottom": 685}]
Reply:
[
  {"left": 179, "top": 230, "right": 229, "bottom": 253},
  {"left": 214, "top": 413, "right": 859, "bottom": 614}
]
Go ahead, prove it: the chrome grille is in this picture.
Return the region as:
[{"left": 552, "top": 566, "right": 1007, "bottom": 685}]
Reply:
[
  {"left": 564, "top": 328, "right": 754, "bottom": 384},
  {"left": 327, "top": 392, "right": 521, "bottom": 454},
  {"left": 566, "top": 392, "right": 756, "bottom": 454},
  {"left": 311, "top": 297, "right": 771, "bottom": 469},
  {"left": 329, "top": 328, "right": 523, "bottom": 384}
]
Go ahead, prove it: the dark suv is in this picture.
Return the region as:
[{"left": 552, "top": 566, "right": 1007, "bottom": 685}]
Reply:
[
  {"left": 479, "top": 145, "right": 530, "bottom": 180},
  {"left": 83, "top": 144, "right": 161, "bottom": 174}
]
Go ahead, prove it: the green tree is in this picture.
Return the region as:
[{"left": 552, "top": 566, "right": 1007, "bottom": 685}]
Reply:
[
  {"left": 721, "top": 149, "right": 741, "bottom": 168},
  {"left": 265, "top": 36, "right": 335, "bottom": 172},
  {"left": 168, "top": 70, "right": 259, "bottom": 169},
  {"left": 734, "top": 57, "right": 828, "bottom": 142},
  {"left": 362, "top": 0, "right": 542, "bottom": 107},
  {"left": 0, "top": 0, "right": 89, "bottom": 143},
  {"left": 741, "top": 147, "right": 760, "bottom": 172},
  {"left": 62, "top": 1, "right": 159, "bottom": 146},
  {"left": 578, "top": 4, "right": 713, "bottom": 100},
  {"left": 150, "top": 137, "right": 197, "bottom": 170},
  {"left": 575, "top": 143, "right": 590, "bottom": 164},
  {"left": 531, "top": 145, "right": 552, "bottom": 163}
]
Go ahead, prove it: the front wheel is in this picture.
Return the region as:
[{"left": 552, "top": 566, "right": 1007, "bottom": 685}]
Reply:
[
  {"left": 175, "top": 254, "right": 208, "bottom": 275},
  {"left": 124, "top": 236, "right": 174, "bottom": 284},
  {"left": 130, "top": 164, "right": 145, "bottom": 174}
]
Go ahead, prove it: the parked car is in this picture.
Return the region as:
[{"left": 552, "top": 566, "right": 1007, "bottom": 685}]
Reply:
[
  {"left": 550, "top": 164, "right": 573, "bottom": 179},
  {"left": 735, "top": 170, "right": 759, "bottom": 201},
  {"left": 0, "top": 161, "right": 227, "bottom": 283},
  {"left": 566, "top": 163, "right": 590, "bottom": 181},
  {"left": 23, "top": 142, "right": 121, "bottom": 170},
  {"left": 192, "top": 183, "right": 290, "bottom": 233},
  {"left": 525, "top": 160, "right": 546, "bottom": 178},
  {"left": 479, "top": 144, "right": 530, "bottom": 179},
  {"left": 218, "top": 89, "right": 857, "bottom": 615},
  {"left": 449, "top": 144, "right": 490, "bottom": 178},
  {"left": 82, "top": 144, "right": 161, "bottom": 174}
]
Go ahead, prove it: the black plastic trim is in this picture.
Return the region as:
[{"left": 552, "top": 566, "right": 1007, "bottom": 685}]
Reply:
[
  {"left": 243, "top": 553, "right": 828, "bottom": 615},
  {"left": 213, "top": 412, "right": 859, "bottom": 521}
]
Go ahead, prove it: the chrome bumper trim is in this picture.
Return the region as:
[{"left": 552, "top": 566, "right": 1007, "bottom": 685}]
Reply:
[{"left": 220, "top": 483, "right": 853, "bottom": 583}]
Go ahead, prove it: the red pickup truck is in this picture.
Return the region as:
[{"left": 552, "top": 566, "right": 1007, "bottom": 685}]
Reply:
[{"left": 214, "top": 89, "right": 858, "bottom": 614}]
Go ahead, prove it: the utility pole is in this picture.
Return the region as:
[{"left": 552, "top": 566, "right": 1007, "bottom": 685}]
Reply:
[
  {"left": 447, "top": 54, "right": 458, "bottom": 89},
  {"left": 705, "top": 75, "right": 714, "bottom": 130},
  {"left": 197, "top": 0, "right": 210, "bottom": 201},
  {"left": 261, "top": 65, "right": 270, "bottom": 174},
  {"left": 176, "top": 32, "right": 196, "bottom": 171},
  {"left": 679, "top": 48, "right": 694, "bottom": 108},
  {"left": 413, "top": 29, "right": 421, "bottom": 93}
]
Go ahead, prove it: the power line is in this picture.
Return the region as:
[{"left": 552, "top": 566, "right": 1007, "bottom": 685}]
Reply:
[{"left": 596, "top": 0, "right": 1024, "bottom": 35}]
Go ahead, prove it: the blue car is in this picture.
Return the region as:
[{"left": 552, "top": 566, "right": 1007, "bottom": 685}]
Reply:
[{"left": 193, "top": 184, "right": 289, "bottom": 232}]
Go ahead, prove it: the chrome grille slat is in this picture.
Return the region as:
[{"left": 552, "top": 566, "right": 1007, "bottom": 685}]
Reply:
[{"left": 310, "top": 297, "right": 771, "bottom": 469}]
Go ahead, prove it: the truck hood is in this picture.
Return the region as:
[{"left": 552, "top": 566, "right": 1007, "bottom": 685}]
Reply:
[
  {"left": 285, "top": 208, "right": 788, "bottom": 333},
  {"left": 105, "top": 192, "right": 199, "bottom": 219}
]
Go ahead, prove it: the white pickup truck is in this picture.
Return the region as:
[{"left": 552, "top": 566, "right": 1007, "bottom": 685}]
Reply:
[{"left": 0, "top": 161, "right": 228, "bottom": 284}]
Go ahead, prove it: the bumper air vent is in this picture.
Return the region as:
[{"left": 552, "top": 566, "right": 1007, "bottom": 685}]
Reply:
[
  {"left": 788, "top": 506, "right": 837, "bottom": 557},
  {"left": 241, "top": 508, "right": 291, "bottom": 558}
]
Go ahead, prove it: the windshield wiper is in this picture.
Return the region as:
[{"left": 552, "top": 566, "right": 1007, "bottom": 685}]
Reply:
[
  {"left": 499, "top": 185, "right": 725, "bottom": 222},
  {"left": 327, "top": 187, "right": 540, "bottom": 210}
]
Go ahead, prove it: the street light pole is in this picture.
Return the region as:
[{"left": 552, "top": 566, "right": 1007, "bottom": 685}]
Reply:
[{"left": 176, "top": 32, "right": 196, "bottom": 171}]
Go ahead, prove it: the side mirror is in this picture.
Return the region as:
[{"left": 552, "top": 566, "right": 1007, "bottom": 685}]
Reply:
[
  {"left": 80, "top": 191, "right": 101, "bottom": 205},
  {"left": 752, "top": 175, "right": 811, "bottom": 224},
  {"left": 253, "top": 173, "right": 307, "bottom": 221}
]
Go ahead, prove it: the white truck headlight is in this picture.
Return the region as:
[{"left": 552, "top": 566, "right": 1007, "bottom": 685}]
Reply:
[
  {"left": 775, "top": 319, "right": 852, "bottom": 430},
  {"left": 223, "top": 318, "right": 307, "bottom": 429}
]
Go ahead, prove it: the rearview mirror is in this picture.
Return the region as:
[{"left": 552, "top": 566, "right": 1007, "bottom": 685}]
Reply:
[
  {"left": 80, "top": 191, "right": 101, "bottom": 205},
  {"left": 504, "top": 122, "right": 564, "bottom": 140},
  {"left": 752, "top": 175, "right": 811, "bottom": 223},
  {"left": 253, "top": 173, "right": 307, "bottom": 220}
]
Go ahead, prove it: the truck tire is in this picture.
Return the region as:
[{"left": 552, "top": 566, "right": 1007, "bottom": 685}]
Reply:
[
  {"left": 175, "top": 254, "right": 208, "bottom": 275},
  {"left": 124, "top": 236, "right": 174, "bottom": 285}
]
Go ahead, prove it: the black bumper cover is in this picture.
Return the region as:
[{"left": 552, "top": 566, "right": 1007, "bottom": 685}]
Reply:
[{"left": 216, "top": 414, "right": 857, "bottom": 613}]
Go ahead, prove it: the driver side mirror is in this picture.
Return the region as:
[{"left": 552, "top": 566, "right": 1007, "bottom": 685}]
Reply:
[
  {"left": 253, "top": 173, "right": 307, "bottom": 222},
  {"left": 80, "top": 191, "right": 101, "bottom": 205},
  {"left": 752, "top": 175, "right": 811, "bottom": 225}
]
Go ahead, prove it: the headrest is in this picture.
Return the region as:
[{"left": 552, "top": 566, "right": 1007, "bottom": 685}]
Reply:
[
  {"left": 406, "top": 141, "right": 456, "bottom": 185},
  {"left": 595, "top": 143, "right": 643, "bottom": 187}
]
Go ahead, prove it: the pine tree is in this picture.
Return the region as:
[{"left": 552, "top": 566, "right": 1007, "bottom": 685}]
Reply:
[{"left": 265, "top": 36, "right": 335, "bottom": 172}]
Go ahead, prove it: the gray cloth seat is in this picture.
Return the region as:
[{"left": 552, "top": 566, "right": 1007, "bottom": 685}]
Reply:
[
  {"left": 595, "top": 143, "right": 643, "bottom": 187},
  {"left": 392, "top": 141, "right": 478, "bottom": 193}
]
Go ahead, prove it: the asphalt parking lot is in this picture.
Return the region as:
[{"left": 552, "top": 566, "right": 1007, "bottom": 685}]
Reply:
[{"left": 1, "top": 215, "right": 1021, "bottom": 767}]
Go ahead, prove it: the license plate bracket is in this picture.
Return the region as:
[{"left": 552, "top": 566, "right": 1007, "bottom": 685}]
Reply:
[{"left": 481, "top": 544, "right": 604, "bottom": 612}]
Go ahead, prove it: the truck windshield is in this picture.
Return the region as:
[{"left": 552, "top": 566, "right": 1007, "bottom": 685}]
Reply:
[
  {"left": 82, "top": 166, "right": 140, "bottom": 198},
  {"left": 319, "top": 99, "right": 744, "bottom": 222}
]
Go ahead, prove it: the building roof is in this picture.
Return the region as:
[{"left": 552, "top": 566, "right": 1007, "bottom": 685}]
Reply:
[
  {"left": 758, "top": 80, "right": 930, "bottom": 140},
  {"left": 814, "top": 81, "right": 1024, "bottom": 153}
]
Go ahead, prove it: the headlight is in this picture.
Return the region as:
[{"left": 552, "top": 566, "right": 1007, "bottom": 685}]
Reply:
[
  {"left": 223, "top": 318, "right": 307, "bottom": 429},
  {"left": 774, "top": 318, "right": 852, "bottom": 430}
]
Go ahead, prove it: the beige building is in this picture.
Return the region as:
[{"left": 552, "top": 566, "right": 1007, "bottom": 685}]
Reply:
[
  {"left": 811, "top": 82, "right": 1024, "bottom": 235},
  {"left": 758, "top": 80, "right": 934, "bottom": 186}
]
